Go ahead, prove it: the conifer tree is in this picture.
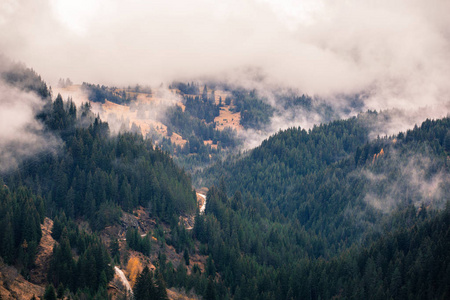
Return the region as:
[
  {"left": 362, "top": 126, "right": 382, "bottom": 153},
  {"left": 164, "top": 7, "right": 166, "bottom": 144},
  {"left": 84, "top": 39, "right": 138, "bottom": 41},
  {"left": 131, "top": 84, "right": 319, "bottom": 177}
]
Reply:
[
  {"left": 202, "top": 85, "right": 208, "bottom": 102},
  {"left": 183, "top": 249, "right": 190, "bottom": 266},
  {"left": 44, "top": 285, "right": 57, "bottom": 300},
  {"left": 155, "top": 272, "right": 169, "bottom": 300},
  {"left": 205, "top": 277, "right": 216, "bottom": 300},
  {"left": 56, "top": 284, "right": 65, "bottom": 299},
  {"left": 133, "top": 266, "right": 155, "bottom": 300}
]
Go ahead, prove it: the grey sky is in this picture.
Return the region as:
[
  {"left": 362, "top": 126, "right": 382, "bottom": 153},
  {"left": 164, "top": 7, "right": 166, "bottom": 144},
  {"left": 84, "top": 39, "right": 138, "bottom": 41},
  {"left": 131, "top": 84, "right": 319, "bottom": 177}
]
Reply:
[{"left": 1, "top": 0, "right": 449, "bottom": 113}]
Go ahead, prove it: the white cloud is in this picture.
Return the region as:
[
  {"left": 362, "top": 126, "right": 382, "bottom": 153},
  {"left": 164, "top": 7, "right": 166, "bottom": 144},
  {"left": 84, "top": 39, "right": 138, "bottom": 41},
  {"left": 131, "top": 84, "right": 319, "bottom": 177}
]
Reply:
[
  {"left": 0, "top": 0, "right": 449, "bottom": 124},
  {"left": 0, "top": 81, "right": 60, "bottom": 172},
  {"left": 362, "top": 149, "right": 449, "bottom": 213}
]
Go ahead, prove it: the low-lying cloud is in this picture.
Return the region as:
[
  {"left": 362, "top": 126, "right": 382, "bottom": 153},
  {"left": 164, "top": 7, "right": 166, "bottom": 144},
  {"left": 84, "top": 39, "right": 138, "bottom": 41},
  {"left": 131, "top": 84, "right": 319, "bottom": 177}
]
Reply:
[
  {"left": 1, "top": 0, "right": 449, "bottom": 112},
  {"left": 1, "top": 0, "right": 450, "bottom": 151},
  {"left": 0, "top": 81, "right": 60, "bottom": 172},
  {"left": 362, "top": 149, "right": 449, "bottom": 213}
]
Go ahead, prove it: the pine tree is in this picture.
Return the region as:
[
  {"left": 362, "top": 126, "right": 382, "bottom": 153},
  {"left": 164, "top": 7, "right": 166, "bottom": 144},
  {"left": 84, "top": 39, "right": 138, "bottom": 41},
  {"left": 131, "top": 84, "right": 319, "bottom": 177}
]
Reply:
[
  {"left": 210, "top": 90, "right": 216, "bottom": 104},
  {"left": 1, "top": 220, "right": 14, "bottom": 264},
  {"left": 445, "top": 131, "right": 450, "bottom": 152},
  {"left": 110, "top": 238, "right": 120, "bottom": 263},
  {"left": 65, "top": 187, "right": 75, "bottom": 219},
  {"left": 202, "top": 85, "right": 208, "bottom": 102},
  {"left": 183, "top": 249, "right": 190, "bottom": 266},
  {"left": 206, "top": 256, "right": 216, "bottom": 278},
  {"left": 133, "top": 266, "right": 155, "bottom": 300},
  {"left": 155, "top": 272, "right": 169, "bottom": 300},
  {"left": 44, "top": 284, "right": 57, "bottom": 300},
  {"left": 205, "top": 277, "right": 216, "bottom": 300},
  {"left": 57, "top": 283, "right": 65, "bottom": 299}
]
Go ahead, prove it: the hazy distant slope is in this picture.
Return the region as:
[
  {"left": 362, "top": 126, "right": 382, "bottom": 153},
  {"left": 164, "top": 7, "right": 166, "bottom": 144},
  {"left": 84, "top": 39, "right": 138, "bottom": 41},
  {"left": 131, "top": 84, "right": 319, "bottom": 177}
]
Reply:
[
  {"left": 0, "top": 62, "right": 199, "bottom": 298},
  {"left": 199, "top": 113, "right": 450, "bottom": 250},
  {"left": 191, "top": 115, "right": 450, "bottom": 298},
  {"left": 199, "top": 112, "right": 372, "bottom": 201},
  {"left": 202, "top": 112, "right": 449, "bottom": 210}
]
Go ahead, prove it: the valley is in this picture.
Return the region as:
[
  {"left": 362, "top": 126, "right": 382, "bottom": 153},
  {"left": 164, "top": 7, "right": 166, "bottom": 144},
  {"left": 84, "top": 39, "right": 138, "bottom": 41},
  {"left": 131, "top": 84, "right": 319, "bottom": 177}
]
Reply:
[
  {"left": 1, "top": 65, "right": 449, "bottom": 299},
  {"left": 1, "top": 2, "right": 450, "bottom": 296},
  {"left": 53, "top": 83, "right": 242, "bottom": 147}
]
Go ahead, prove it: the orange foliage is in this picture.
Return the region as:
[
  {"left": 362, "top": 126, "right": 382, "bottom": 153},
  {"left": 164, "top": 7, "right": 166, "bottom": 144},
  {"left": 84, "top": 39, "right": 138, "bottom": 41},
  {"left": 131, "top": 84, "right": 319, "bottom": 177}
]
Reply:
[
  {"left": 372, "top": 148, "right": 385, "bottom": 164},
  {"left": 126, "top": 256, "right": 143, "bottom": 287}
]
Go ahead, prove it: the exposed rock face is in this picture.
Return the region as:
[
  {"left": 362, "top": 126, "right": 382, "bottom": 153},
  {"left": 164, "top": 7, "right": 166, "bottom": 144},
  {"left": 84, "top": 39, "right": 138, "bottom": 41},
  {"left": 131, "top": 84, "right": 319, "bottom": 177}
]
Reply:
[
  {"left": 167, "top": 288, "right": 199, "bottom": 300},
  {"left": 29, "top": 217, "right": 56, "bottom": 284},
  {"left": 0, "top": 262, "right": 44, "bottom": 300},
  {"left": 121, "top": 212, "right": 140, "bottom": 230}
]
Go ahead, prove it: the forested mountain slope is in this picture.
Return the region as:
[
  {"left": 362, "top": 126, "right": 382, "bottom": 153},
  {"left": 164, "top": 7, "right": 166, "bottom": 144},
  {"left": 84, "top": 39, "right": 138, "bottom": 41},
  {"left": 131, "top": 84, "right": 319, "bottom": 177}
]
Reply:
[
  {"left": 201, "top": 113, "right": 449, "bottom": 223},
  {"left": 1, "top": 60, "right": 449, "bottom": 299},
  {"left": 195, "top": 187, "right": 450, "bottom": 299},
  {"left": 0, "top": 61, "right": 197, "bottom": 299},
  {"left": 192, "top": 114, "right": 450, "bottom": 298},
  {"left": 1, "top": 68, "right": 197, "bottom": 225}
]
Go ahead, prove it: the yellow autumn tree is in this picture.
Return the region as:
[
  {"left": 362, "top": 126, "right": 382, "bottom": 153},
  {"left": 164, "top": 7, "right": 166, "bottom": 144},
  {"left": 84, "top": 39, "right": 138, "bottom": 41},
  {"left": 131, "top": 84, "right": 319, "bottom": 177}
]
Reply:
[{"left": 126, "top": 256, "right": 142, "bottom": 287}]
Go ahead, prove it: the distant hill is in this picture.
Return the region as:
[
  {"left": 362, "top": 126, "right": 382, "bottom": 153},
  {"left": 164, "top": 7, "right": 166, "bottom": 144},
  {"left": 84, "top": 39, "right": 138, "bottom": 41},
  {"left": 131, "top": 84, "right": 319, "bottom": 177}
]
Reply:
[
  {"left": 0, "top": 60, "right": 199, "bottom": 299},
  {"left": 1, "top": 60, "right": 449, "bottom": 299},
  {"left": 192, "top": 113, "right": 450, "bottom": 298}
]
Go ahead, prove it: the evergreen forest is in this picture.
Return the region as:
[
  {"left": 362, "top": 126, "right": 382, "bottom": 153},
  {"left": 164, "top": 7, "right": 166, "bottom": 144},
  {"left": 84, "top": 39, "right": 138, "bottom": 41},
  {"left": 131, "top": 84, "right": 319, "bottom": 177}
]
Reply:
[{"left": 0, "top": 60, "right": 449, "bottom": 300}]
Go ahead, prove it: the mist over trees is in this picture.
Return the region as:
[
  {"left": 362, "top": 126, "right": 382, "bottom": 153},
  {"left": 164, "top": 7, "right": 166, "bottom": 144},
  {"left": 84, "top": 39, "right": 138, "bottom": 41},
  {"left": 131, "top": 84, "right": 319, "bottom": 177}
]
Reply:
[
  {"left": 0, "top": 60, "right": 449, "bottom": 299},
  {"left": 81, "top": 82, "right": 137, "bottom": 105},
  {"left": 0, "top": 63, "right": 195, "bottom": 298},
  {"left": 189, "top": 115, "right": 450, "bottom": 299}
]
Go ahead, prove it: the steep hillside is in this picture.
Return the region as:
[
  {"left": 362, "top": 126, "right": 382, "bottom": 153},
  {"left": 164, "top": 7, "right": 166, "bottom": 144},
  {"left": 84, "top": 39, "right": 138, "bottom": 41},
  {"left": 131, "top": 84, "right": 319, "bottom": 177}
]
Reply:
[
  {"left": 29, "top": 218, "right": 55, "bottom": 284},
  {"left": 191, "top": 115, "right": 450, "bottom": 298},
  {"left": 201, "top": 113, "right": 449, "bottom": 217},
  {"left": 0, "top": 61, "right": 202, "bottom": 299},
  {"left": 199, "top": 113, "right": 372, "bottom": 200},
  {"left": 0, "top": 262, "right": 44, "bottom": 300},
  {"left": 1, "top": 60, "right": 449, "bottom": 299}
]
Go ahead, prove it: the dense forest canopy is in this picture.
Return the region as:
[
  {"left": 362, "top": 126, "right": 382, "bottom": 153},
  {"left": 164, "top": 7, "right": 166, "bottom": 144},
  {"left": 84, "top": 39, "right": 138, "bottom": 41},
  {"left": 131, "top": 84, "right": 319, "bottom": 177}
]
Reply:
[
  {"left": 81, "top": 82, "right": 138, "bottom": 105},
  {"left": 192, "top": 115, "right": 450, "bottom": 299},
  {"left": 0, "top": 60, "right": 449, "bottom": 299},
  {"left": 0, "top": 63, "right": 197, "bottom": 298}
]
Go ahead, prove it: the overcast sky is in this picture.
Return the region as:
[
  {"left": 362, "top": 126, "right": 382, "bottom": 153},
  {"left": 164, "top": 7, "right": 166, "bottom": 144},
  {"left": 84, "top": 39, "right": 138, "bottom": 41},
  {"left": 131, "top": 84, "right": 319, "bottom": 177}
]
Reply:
[{"left": 1, "top": 0, "right": 450, "bottom": 113}]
